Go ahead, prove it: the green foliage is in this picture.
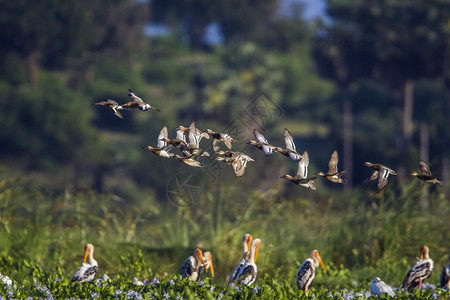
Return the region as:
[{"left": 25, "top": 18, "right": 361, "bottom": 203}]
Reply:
[
  {"left": 0, "top": 72, "right": 97, "bottom": 168},
  {"left": 0, "top": 176, "right": 448, "bottom": 298}
]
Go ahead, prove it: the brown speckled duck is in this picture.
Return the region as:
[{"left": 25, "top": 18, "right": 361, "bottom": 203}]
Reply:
[
  {"left": 144, "top": 126, "right": 174, "bottom": 158},
  {"left": 246, "top": 129, "right": 277, "bottom": 156},
  {"left": 122, "top": 89, "right": 160, "bottom": 112},
  {"left": 173, "top": 148, "right": 207, "bottom": 168},
  {"left": 205, "top": 129, "right": 235, "bottom": 152},
  {"left": 316, "top": 150, "right": 347, "bottom": 184},
  {"left": 410, "top": 160, "right": 443, "bottom": 185},
  {"left": 275, "top": 128, "right": 302, "bottom": 162},
  {"left": 280, "top": 151, "right": 316, "bottom": 190},
  {"left": 215, "top": 150, "right": 254, "bottom": 178},
  {"left": 363, "top": 162, "right": 397, "bottom": 192},
  {"left": 176, "top": 122, "right": 210, "bottom": 148},
  {"left": 94, "top": 99, "right": 129, "bottom": 119}
]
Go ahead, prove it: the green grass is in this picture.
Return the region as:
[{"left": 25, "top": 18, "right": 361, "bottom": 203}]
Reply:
[{"left": 0, "top": 176, "right": 449, "bottom": 298}]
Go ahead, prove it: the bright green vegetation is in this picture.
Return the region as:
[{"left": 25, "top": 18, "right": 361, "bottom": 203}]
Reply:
[
  {"left": 1, "top": 272, "right": 449, "bottom": 299},
  {"left": 0, "top": 177, "right": 449, "bottom": 298}
]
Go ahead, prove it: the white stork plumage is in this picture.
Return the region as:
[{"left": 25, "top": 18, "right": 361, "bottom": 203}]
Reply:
[
  {"left": 71, "top": 243, "right": 98, "bottom": 282},
  {"left": 401, "top": 245, "right": 433, "bottom": 291},
  {"left": 440, "top": 255, "right": 450, "bottom": 291},
  {"left": 370, "top": 277, "right": 395, "bottom": 297},
  {"left": 234, "top": 238, "right": 261, "bottom": 286},
  {"left": 180, "top": 248, "right": 208, "bottom": 281},
  {"left": 229, "top": 233, "right": 253, "bottom": 284},
  {"left": 296, "top": 249, "right": 327, "bottom": 291}
]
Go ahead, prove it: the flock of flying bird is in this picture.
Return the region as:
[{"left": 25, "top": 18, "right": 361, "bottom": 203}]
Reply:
[
  {"left": 1, "top": 90, "right": 447, "bottom": 295},
  {"left": 95, "top": 89, "right": 444, "bottom": 192}
]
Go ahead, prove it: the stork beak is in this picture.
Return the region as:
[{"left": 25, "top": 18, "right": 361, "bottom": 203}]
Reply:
[
  {"left": 246, "top": 235, "right": 253, "bottom": 260},
  {"left": 83, "top": 246, "right": 89, "bottom": 264},
  {"left": 315, "top": 252, "right": 327, "bottom": 272},
  {"left": 319, "top": 257, "right": 327, "bottom": 272},
  {"left": 208, "top": 255, "right": 214, "bottom": 278},
  {"left": 195, "top": 249, "right": 207, "bottom": 273},
  {"left": 254, "top": 241, "right": 261, "bottom": 263}
]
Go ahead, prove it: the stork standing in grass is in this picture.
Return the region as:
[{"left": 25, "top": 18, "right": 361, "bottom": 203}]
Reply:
[
  {"left": 401, "top": 245, "right": 433, "bottom": 291},
  {"left": 370, "top": 277, "right": 395, "bottom": 297},
  {"left": 72, "top": 243, "right": 98, "bottom": 282},
  {"left": 201, "top": 251, "right": 215, "bottom": 279},
  {"left": 235, "top": 238, "right": 261, "bottom": 285},
  {"left": 229, "top": 234, "right": 253, "bottom": 284},
  {"left": 440, "top": 255, "right": 450, "bottom": 291},
  {"left": 180, "top": 248, "right": 208, "bottom": 281},
  {"left": 296, "top": 249, "right": 327, "bottom": 291}
]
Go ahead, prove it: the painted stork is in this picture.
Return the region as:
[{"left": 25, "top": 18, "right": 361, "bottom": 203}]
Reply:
[
  {"left": 370, "top": 277, "right": 395, "bottom": 297},
  {"left": 440, "top": 255, "right": 450, "bottom": 291},
  {"left": 144, "top": 126, "right": 174, "bottom": 158},
  {"left": 94, "top": 99, "right": 130, "bottom": 119},
  {"left": 296, "top": 249, "right": 327, "bottom": 291},
  {"left": 229, "top": 233, "right": 253, "bottom": 284},
  {"left": 71, "top": 243, "right": 98, "bottom": 282},
  {"left": 122, "top": 89, "right": 160, "bottom": 111},
  {"left": 316, "top": 150, "right": 347, "bottom": 184},
  {"left": 180, "top": 248, "right": 208, "bottom": 281},
  {"left": 410, "top": 160, "right": 443, "bottom": 185},
  {"left": 247, "top": 129, "right": 277, "bottom": 156},
  {"left": 234, "top": 238, "right": 261, "bottom": 285},
  {"left": 280, "top": 150, "right": 317, "bottom": 190},
  {"left": 275, "top": 128, "right": 302, "bottom": 162},
  {"left": 363, "top": 162, "right": 397, "bottom": 192},
  {"left": 401, "top": 245, "right": 433, "bottom": 291}
]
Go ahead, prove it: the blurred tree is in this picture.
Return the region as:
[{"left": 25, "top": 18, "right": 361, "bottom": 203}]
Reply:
[
  {"left": 0, "top": 0, "right": 89, "bottom": 87},
  {"left": 0, "top": 72, "right": 98, "bottom": 169},
  {"left": 313, "top": 0, "right": 450, "bottom": 182},
  {"left": 151, "top": 0, "right": 280, "bottom": 49}
]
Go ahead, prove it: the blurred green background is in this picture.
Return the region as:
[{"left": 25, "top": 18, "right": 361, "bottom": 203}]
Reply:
[{"left": 0, "top": 0, "right": 449, "bottom": 289}]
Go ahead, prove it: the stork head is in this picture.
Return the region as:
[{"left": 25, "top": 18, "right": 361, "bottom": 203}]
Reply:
[
  {"left": 420, "top": 245, "right": 429, "bottom": 259},
  {"left": 194, "top": 248, "right": 207, "bottom": 271},
  {"left": 83, "top": 243, "right": 94, "bottom": 264},
  {"left": 203, "top": 251, "right": 214, "bottom": 278},
  {"left": 312, "top": 250, "right": 326, "bottom": 273}
]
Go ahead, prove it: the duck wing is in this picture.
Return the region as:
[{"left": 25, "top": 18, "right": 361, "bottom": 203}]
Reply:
[
  {"left": 377, "top": 167, "right": 390, "bottom": 191},
  {"left": 284, "top": 128, "right": 297, "bottom": 152},
  {"left": 253, "top": 129, "right": 269, "bottom": 144},
  {"left": 128, "top": 89, "right": 144, "bottom": 103},
  {"left": 296, "top": 151, "right": 310, "bottom": 179},
  {"left": 157, "top": 126, "right": 169, "bottom": 148},
  {"left": 419, "top": 160, "right": 432, "bottom": 176},
  {"left": 328, "top": 150, "right": 339, "bottom": 174}
]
